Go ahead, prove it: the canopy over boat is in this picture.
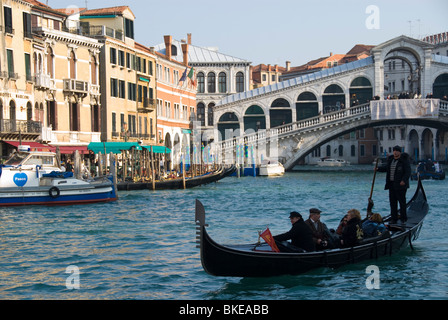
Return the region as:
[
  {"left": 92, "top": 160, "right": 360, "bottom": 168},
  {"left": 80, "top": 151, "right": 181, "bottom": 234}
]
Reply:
[{"left": 195, "top": 178, "right": 428, "bottom": 277}]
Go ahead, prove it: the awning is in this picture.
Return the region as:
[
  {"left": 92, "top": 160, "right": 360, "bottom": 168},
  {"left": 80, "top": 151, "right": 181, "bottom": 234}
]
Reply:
[
  {"left": 88, "top": 142, "right": 142, "bottom": 154},
  {"left": 142, "top": 145, "right": 171, "bottom": 154},
  {"left": 4, "top": 141, "right": 55, "bottom": 152},
  {"left": 51, "top": 145, "right": 89, "bottom": 154},
  {"left": 88, "top": 142, "right": 171, "bottom": 154}
]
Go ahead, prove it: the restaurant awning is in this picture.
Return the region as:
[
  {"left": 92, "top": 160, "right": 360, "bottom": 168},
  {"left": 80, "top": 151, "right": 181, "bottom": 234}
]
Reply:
[
  {"left": 3, "top": 141, "right": 55, "bottom": 152},
  {"left": 88, "top": 142, "right": 171, "bottom": 154},
  {"left": 50, "top": 145, "right": 89, "bottom": 154},
  {"left": 142, "top": 145, "right": 171, "bottom": 154},
  {"left": 88, "top": 142, "right": 141, "bottom": 154}
]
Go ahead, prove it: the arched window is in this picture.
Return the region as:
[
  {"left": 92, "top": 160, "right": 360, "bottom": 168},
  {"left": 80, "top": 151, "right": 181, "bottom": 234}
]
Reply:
[
  {"left": 236, "top": 72, "right": 244, "bottom": 92},
  {"left": 218, "top": 72, "right": 227, "bottom": 93},
  {"left": 207, "top": 72, "right": 216, "bottom": 93},
  {"left": 197, "top": 102, "right": 205, "bottom": 127},
  {"left": 208, "top": 103, "right": 215, "bottom": 126},
  {"left": 197, "top": 72, "right": 205, "bottom": 93}
]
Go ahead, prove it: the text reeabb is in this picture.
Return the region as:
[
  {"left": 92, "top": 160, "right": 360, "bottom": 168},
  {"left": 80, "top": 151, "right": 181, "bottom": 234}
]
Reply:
[{"left": 223, "top": 304, "right": 269, "bottom": 315}]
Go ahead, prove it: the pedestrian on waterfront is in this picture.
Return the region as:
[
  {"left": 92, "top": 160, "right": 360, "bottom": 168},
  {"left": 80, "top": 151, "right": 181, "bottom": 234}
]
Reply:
[
  {"left": 362, "top": 213, "right": 387, "bottom": 238},
  {"left": 304, "top": 208, "right": 333, "bottom": 250},
  {"left": 340, "top": 209, "right": 363, "bottom": 247},
  {"left": 376, "top": 145, "right": 411, "bottom": 224},
  {"left": 273, "top": 211, "right": 315, "bottom": 252},
  {"left": 65, "top": 159, "right": 74, "bottom": 173}
]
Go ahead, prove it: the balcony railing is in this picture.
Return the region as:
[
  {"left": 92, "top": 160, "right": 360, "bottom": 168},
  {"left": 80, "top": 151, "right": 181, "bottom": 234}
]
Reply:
[
  {"left": 34, "top": 73, "right": 52, "bottom": 89},
  {"left": 137, "top": 98, "right": 156, "bottom": 113},
  {"left": 0, "top": 120, "right": 42, "bottom": 134},
  {"left": 63, "top": 79, "right": 89, "bottom": 94}
]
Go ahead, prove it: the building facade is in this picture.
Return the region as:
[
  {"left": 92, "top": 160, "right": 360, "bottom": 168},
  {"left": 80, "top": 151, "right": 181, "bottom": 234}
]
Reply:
[
  {"left": 155, "top": 35, "right": 196, "bottom": 170},
  {"left": 154, "top": 34, "right": 251, "bottom": 144},
  {"left": 78, "top": 6, "right": 158, "bottom": 145}
]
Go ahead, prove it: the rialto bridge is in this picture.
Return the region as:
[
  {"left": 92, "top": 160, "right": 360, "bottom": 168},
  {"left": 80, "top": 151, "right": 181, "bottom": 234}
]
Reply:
[{"left": 208, "top": 35, "right": 448, "bottom": 170}]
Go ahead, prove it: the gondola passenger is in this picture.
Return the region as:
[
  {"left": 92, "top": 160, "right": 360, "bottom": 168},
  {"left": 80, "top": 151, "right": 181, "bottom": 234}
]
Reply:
[
  {"left": 340, "top": 209, "right": 363, "bottom": 247},
  {"left": 362, "top": 213, "right": 386, "bottom": 238},
  {"left": 273, "top": 211, "right": 315, "bottom": 252}
]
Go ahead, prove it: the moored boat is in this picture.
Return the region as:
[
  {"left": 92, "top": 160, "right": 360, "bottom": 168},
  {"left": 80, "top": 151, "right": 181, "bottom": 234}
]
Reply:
[
  {"left": 117, "top": 165, "right": 236, "bottom": 191},
  {"left": 0, "top": 147, "right": 117, "bottom": 206},
  {"left": 194, "top": 178, "right": 428, "bottom": 277},
  {"left": 259, "top": 161, "right": 285, "bottom": 176},
  {"left": 317, "top": 158, "right": 350, "bottom": 167}
]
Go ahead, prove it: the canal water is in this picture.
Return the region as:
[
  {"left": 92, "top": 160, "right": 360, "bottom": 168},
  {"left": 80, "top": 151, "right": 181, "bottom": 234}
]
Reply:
[{"left": 0, "top": 168, "right": 447, "bottom": 300}]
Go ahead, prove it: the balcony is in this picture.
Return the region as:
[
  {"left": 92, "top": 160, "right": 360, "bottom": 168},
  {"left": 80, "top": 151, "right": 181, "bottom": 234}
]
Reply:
[
  {"left": 34, "top": 73, "right": 55, "bottom": 90},
  {"left": 137, "top": 98, "right": 156, "bottom": 113},
  {"left": 0, "top": 120, "right": 42, "bottom": 140},
  {"left": 90, "top": 84, "right": 100, "bottom": 96},
  {"left": 63, "top": 79, "right": 89, "bottom": 96}
]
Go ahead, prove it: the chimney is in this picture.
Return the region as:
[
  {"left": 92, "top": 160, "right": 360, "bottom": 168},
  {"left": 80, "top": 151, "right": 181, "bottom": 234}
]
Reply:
[
  {"left": 182, "top": 43, "right": 189, "bottom": 66},
  {"left": 286, "top": 61, "right": 291, "bottom": 71},
  {"left": 187, "top": 33, "right": 192, "bottom": 45},
  {"left": 329, "top": 52, "right": 333, "bottom": 56},
  {"left": 164, "top": 35, "right": 172, "bottom": 60}
]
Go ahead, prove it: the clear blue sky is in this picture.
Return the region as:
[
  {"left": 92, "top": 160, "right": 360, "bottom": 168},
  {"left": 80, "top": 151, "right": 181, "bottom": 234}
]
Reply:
[{"left": 49, "top": 0, "right": 448, "bottom": 67}]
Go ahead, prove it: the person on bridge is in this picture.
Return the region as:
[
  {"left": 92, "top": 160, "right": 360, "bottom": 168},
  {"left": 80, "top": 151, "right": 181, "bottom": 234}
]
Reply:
[{"left": 376, "top": 145, "right": 411, "bottom": 224}]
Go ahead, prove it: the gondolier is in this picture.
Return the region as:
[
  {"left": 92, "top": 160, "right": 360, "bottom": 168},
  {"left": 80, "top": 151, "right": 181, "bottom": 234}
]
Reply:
[{"left": 376, "top": 145, "right": 411, "bottom": 224}]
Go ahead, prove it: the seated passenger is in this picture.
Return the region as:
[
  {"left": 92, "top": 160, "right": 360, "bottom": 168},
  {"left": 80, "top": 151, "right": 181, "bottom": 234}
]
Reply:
[
  {"left": 305, "top": 208, "right": 334, "bottom": 250},
  {"left": 273, "top": 211, "right": 315, "bottom": 252},
  {"left": 335, "top": 214, "right": 348, "bottom": 235},
  {"left": 362, "top": 213, "right": 387, "bottom": 238},
  {"left": 340, "top": 209, "right": 363, "bottom": 247}
]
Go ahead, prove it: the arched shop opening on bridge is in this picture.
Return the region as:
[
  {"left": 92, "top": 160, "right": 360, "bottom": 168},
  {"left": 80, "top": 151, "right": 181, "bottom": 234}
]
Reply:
[
  {"left": 433, "top": 73, "right": 448, "bottom": 99},
  {"left": 218, "top": 112, "right": 240, "bottom": 141},
  {"left": 244, "top": 105, "right": 266, "bottom": 134},
  {"left": 270, "top": 98, "right": 292, "bottom": 128}
]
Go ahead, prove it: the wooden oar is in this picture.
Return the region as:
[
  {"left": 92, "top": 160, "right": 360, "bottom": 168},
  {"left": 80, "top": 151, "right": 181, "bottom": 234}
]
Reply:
[{"left": 367, "top": 158, "right": 380, "bottom": 217}]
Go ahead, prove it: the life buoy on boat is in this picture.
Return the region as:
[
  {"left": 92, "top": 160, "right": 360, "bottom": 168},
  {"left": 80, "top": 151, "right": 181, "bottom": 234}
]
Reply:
[{"left": 49, "top": 186, "right": 60, "bottom": 198}]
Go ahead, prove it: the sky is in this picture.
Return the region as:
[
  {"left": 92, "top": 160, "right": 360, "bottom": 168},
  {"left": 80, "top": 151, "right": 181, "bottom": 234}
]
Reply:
[{"left": 47, "top": 0, "right": 448, "bottom": 67}]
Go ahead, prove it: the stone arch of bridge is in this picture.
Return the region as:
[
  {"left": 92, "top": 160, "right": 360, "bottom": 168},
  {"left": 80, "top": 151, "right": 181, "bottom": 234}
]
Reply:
[{"left": 282, "top": 117, "right": 448, "bottom": 170}]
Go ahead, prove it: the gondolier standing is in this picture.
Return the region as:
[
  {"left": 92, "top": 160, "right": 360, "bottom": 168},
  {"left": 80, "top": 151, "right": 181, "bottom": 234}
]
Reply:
[{"left": 376, "top": 145, "right": 411, "bottom": 224}]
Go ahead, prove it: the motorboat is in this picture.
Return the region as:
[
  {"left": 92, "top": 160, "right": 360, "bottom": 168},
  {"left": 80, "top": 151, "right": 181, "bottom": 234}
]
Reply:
[
  {"left": 0, "top": 146, "right": 117, "bottom": 206},
  {"left": 259, "top": 161, "right": 285, "bottom": 176},
  {"left": 317, "top": 158, "right": 350, "bottom": 167}
]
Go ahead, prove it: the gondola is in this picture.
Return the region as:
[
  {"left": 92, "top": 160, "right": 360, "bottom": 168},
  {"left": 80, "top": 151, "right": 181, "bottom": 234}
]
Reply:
[
  {"left": 117, "top": 165, "right": 236, "bottom": 191},
  {"left": 195, "top": 178, "right": 428, "bottom": 277}
]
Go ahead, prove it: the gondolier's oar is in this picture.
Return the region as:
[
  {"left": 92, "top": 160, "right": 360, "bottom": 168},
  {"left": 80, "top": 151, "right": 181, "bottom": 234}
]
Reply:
[{"left": 367, "top": 158, "right": 380, "bottom": 217}]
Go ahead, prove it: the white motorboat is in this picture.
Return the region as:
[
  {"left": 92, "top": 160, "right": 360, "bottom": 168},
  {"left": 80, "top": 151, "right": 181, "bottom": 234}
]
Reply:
[
  {"left": 259, "top": 161, "right": 285, "bottom": 176},
  {"left": 316, "top": 158, "right": 350, "bottom": 167},
  {"left": 0, "top": 146, "right": 117, "bottom": 206}
]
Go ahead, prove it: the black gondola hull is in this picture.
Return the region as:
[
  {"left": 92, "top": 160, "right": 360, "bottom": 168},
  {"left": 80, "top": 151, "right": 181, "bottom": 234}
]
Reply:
[
  {"left": 195, "top": 179, "right": 428, "bottom": 277},
  {"left": 118, "top": 165, "right": 235, "bottom": 191}
]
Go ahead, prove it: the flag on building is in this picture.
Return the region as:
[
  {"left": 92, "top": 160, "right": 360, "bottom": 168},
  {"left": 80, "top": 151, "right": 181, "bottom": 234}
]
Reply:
[
  {"left": 259, "top": 228, "right": 280, "bottom": 252},
  {"left": 187, "top": 67, "right": 196, "bottom": 87},
  {"left": 179, "top": 67, "right": 188, "bottom": 83}
]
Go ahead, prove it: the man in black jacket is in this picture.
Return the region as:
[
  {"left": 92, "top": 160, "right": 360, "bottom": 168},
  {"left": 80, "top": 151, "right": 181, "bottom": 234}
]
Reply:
[
  {"left": 377, "top": 145, "right": 411, "bottom": 224},
  {"left": 273, "top": 211, "right": 315, "bottom": 252}
]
